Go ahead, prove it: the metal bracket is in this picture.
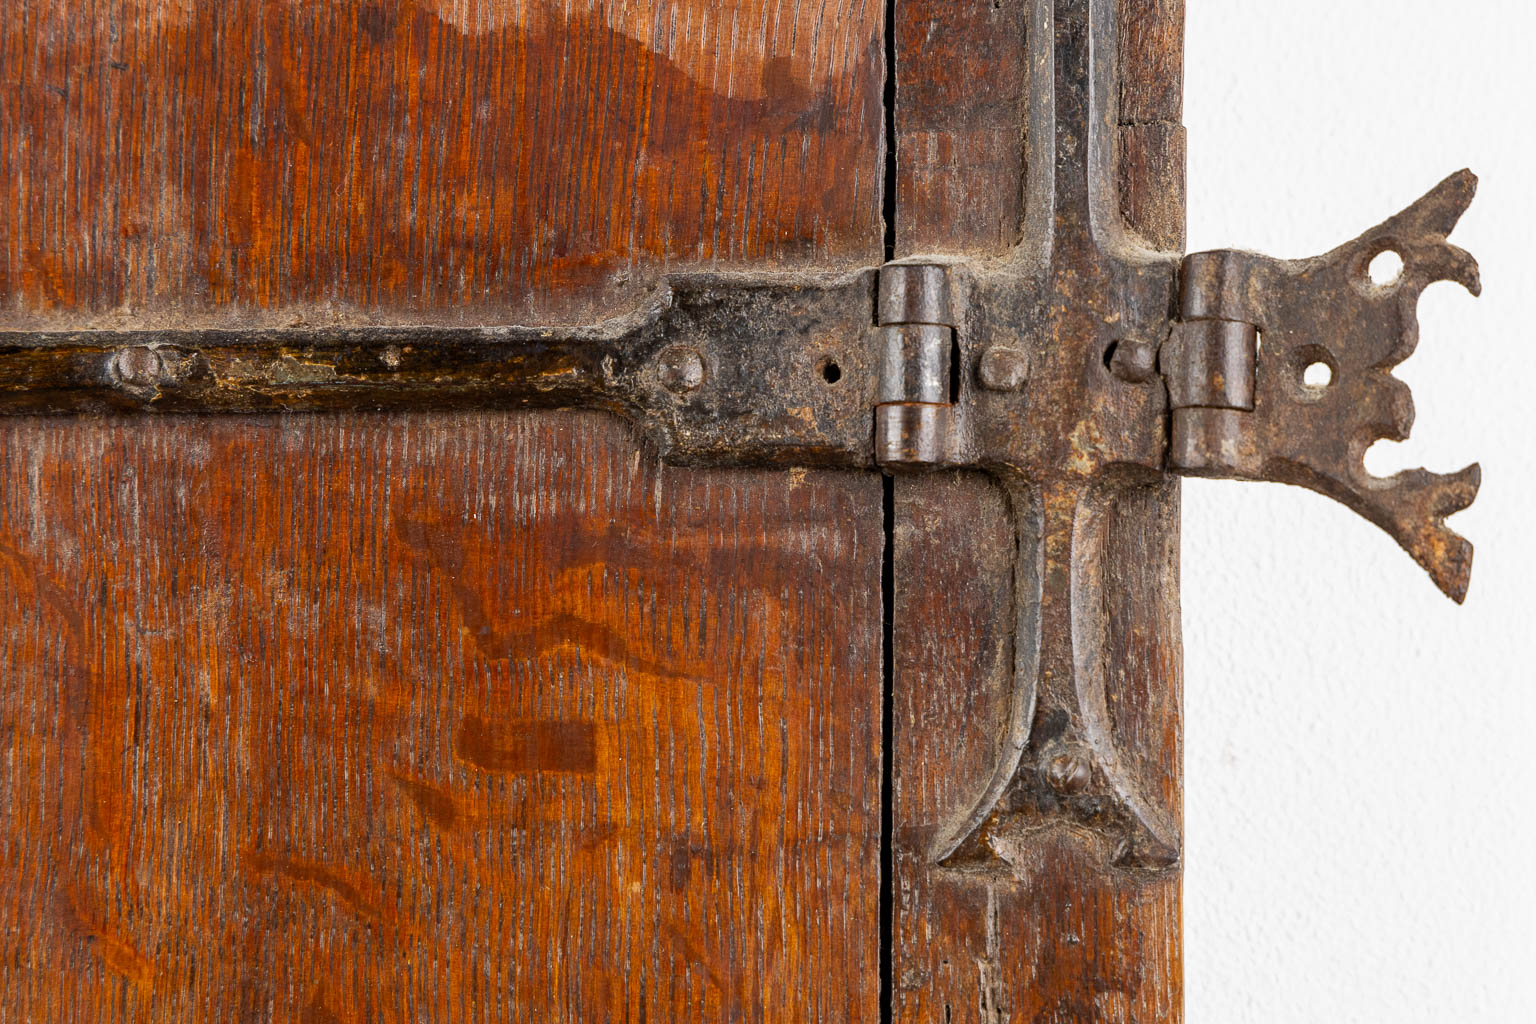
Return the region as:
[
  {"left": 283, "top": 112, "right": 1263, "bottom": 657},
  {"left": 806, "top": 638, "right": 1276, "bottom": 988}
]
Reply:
[
  {"left": 0, "top": 0, "right": 1481, "bottom": 876},
  {"left": 1166, "top": 170, "right": 1482, "bottom": 602},
  {"left": 0, "top": 270, "right": 881, "bottom": 469}
]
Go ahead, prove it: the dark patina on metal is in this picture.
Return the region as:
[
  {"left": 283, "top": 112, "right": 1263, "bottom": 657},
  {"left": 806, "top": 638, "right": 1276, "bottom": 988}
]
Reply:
[
  {"left": 1167, "top": 171, "right": 1482, "bottom": 602},
  {"left": 0, "top": 0, "right": 1481, "bottom": 876},
  {"left": 0, "top": 271, "right": 880, "bottom": 468}
]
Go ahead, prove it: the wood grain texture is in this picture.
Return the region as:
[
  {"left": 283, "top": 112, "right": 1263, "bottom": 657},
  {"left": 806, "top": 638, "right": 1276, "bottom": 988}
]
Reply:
[
  {"left": 890, "top": 474, "right": 1185, "bottom": 1023},
  {"left": 895, "top": 0, "right": 1185, "bottom": 256},
  {"left": 0, "top": 0, "right": 884, "bottom": 330},
  {"left": 890, "top": 1, "right": 1186, "bottom": 1020},
  {"left": 893, "top": 0, "right": 1030, "bottom": 255},
  {"left": 1116, "top": 0, "right": 1182, "bottom": 124},
  {"left": 0, "top": 411, "right": 884, "bottom": 1022}
]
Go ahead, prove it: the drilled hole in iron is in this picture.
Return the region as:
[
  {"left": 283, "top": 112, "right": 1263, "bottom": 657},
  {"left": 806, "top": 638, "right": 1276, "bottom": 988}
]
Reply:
[
  {"left": 1101, "top": 340, "right": 1120, "bottom": 370},
  {"left": 820, "top": 359, "right": 843, "bottom": 385},
  {"left": 1368, "top": 249, "right": 1404, "bottom": 287},
  {"left": 1303, "top": 361, "right": 1334, "bottom": 389}
]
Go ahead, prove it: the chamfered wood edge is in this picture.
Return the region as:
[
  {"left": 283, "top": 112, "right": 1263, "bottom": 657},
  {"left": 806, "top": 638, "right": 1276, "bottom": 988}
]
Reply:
[{"left": 890, "top": 0, "right": 1186, "bottom": 1020}]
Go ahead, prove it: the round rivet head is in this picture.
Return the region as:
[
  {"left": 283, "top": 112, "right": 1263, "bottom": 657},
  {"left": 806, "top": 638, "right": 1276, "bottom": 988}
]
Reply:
[
  {"left": 1043, "top": 751, "right": 1093, "bottom": 795},
  {"left": 1108, "top": 339, "right": 1158, "bottom": 383},
  {"left": 111, "top": 347, "right": 165, "bottom": 388},
  {"left": 657, "top": 345, "right": 705, "bottom": 393},
  {"left": 978, "top": 346, "right": 1030, "bottom": 392}
]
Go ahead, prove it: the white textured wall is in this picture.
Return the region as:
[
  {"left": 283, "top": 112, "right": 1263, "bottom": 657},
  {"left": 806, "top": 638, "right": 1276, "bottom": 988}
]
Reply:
[{"left": 1182, "top": 2, "right": 1535, "bottom": 1021}]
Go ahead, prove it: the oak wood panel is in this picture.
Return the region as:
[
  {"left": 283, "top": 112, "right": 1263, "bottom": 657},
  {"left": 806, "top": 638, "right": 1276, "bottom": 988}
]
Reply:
[
  {"left": 891, "top": 1, "right": 1186, "bottom": 1020},
  {"left": 894, "top": 0, "right": 1030, "bottom": 255},
  {"left": 1117, "top": 0, "right": 1182, "bottom": 125},
  {"left": 895, "top": 0, "right": 1185, "bottom": 256},
  {"left": 889, "top": 473, "right": 1018, "bottom": 1020},
  {"left": 892, "top": 481, "right": 1184, "bottom": 1023},
  {"left": 0, "top": 0, "right": 884, "bottom": 330},
  {"left": 0, "top": 411, "right": 884, "bottom": 1022}
]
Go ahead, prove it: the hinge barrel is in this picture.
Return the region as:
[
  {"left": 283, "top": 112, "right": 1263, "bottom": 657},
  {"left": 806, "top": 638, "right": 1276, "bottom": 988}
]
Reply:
[
  {"left": 874, "top": 263, "right": 959, "bottom": 469},
  {"left": 1165, "top": 254, "right": 1261, "bottom": 475}
]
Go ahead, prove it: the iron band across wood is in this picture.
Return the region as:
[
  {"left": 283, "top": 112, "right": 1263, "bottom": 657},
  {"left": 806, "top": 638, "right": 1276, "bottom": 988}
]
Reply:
[
  {"left": 0, "top": 206, "right": 1481, "bottom": 584},
  {"left": 0, "top": 0, "right": 1480, "bottom": 888}
]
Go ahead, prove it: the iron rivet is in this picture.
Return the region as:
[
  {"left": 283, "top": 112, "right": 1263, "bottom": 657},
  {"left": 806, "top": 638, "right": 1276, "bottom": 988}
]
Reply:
[
  {"left": 1043, "top": 751, "right": 1092, "bottom": 795},
  {"left": 978, "top": 347, "right": 1030, "bottom": 391},
  {"left": 1108, "top": 339, "right": 1158, "bottom": 383},
  {"left": 657, "top": 345, "right": 705, "bottom": 393},
  {"left": 110, "top": 347, "right": 165, "bottom": 388}
]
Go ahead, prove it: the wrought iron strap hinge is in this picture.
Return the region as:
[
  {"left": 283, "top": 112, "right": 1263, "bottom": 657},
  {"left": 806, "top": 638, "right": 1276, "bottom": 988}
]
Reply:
[
  {"left": 0, "top": 0, "right": 1482, "bottom": 877},
  {"left": 3, "top": 177, "right": 1480, "bottom": 610},
  {"left": 0, "top": 271, "right": 884, "bottom": 468},
  {"left": 875, "top": 168, "right": 1483, "bottom": 605},
  {"left": 856, "top": 161, "right": 1482, "bottom": 868}
]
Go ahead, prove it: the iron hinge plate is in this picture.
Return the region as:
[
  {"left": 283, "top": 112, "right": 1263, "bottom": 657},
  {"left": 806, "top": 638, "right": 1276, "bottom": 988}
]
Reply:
[{"left": 0, "top": 0, "right": 1484, "bottom": 876}]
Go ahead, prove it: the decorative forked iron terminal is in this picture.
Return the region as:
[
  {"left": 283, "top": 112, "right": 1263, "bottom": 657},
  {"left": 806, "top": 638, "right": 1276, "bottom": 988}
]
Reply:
[
  {"left": 866, "top": 0, "right": 1482, "bottom": 868},
  {"left": 1167, "top": 170, "right": 1482, "bottom": 603},
  {"left": 0, "top": 0, "right": 1480, "bottom": 873}
]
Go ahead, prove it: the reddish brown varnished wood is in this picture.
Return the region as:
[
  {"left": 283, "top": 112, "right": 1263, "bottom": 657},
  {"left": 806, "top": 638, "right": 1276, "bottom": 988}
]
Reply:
[
  {"left": 0, "top": 411, "right": 884, "bottom": 1022},
  {"left": 0, "top": 0, "right": 1201, "bottom": 1015},
  {"left": 894, "top": 0, "right": 1030, "bottom": 255},
  {"left": 0, "top": 1, "right": 884, "bottom": 330},
  {"left": 891, "top": 1, "right": 1185, "bottom": 1020}
]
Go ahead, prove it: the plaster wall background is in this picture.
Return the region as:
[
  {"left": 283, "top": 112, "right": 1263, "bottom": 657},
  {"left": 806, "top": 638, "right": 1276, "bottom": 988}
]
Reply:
[{"left": 1183, "top": 3, "right": 1535, "bottom": 1020}]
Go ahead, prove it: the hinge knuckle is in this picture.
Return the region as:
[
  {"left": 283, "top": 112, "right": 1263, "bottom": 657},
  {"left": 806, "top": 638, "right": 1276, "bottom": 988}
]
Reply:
[
  {"left": 1166, "top": 251, "right": 1261, "bottom": 476},
  {"left": 1177, "top": 248, "right": 1254, "bottom": 322},
  {"left": 874, "top": 403, "right": 955, "bottom": 468},
  {"left": 875, "top": 263, "right": 959, "bottom": 469},
  {"left": 876, "top": 324, "right": 951, "bottom": 404},
  {"left": 877, "top": 263, "right": 958, "bottom": 327}
]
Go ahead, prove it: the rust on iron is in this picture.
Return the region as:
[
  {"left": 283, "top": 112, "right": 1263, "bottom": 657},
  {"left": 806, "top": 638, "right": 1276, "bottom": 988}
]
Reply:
[{"left": 0, "top": 0, "right": 1481, "bottom": 880}]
